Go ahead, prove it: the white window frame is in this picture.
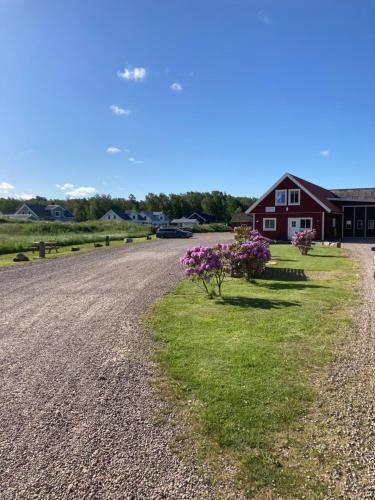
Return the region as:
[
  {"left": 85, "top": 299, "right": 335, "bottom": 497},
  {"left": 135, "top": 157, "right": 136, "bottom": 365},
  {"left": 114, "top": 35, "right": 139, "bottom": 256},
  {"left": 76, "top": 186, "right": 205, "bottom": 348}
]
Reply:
[
  {"left": 288, "top": 189, "right": 301, "bottom": 206},
  {"left": 263, "top": 218, "right": 277, "bottom": 231},
  {"left": 55, "top": 211, "right": 60, "bottom": 217},
  {"left": 275, "top": 189, "right": 287, "bottom": 206}
]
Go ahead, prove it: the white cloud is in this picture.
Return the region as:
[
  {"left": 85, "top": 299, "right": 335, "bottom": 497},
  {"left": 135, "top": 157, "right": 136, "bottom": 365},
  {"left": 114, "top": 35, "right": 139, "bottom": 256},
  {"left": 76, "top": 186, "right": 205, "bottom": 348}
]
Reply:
[
  {"left": 320, "top": 149, "right": 330, "bottom": 157},
  {"left": 257, "top": 10, "right": 271, "bottom": 25},
  {"left": 56, "top": 183, "right": 74, "bottom": 191},
  {"left": 117, "top": 66, "right": 146, "bottom": 81},
  {"left": 0, "top": 181, "right": 15, "bottom": 193},
  {"left": 65, "top": 186, "right": 97, "bottom": 198},
  {"left": 107, "top": 147, "right": 121, "bottom": 154},
  {"left": 170, "top": 82, "right": 183, "bottom": 92},
  {"left": 14, "top": 192, "right": 35, "bottom": 200},
  {"left": 123, "top": 148, "right": 130, "bottom": 153},
  {"left": 110, "top": 104, "right": 131, "bottom": 116},
  {"left": 129, "top": 158, "right": 144, "bottom": 164}
]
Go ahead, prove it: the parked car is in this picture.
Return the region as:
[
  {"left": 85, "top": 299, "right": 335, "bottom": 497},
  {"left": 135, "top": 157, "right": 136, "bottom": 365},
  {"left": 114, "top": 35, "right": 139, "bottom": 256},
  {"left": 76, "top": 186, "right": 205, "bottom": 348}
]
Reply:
[{"left": 156, "top": 227, "right": 193, "bottom": 239}]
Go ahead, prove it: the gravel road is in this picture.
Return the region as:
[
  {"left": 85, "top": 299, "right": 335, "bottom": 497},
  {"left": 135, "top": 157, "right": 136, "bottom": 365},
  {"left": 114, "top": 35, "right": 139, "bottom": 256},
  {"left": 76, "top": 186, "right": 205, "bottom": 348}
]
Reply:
[
  {"left": 307, "top": 242, "right": 375, "bottom": 498},
  {"left": 0, "top": 235, "right": 228, "bottom": 500}
]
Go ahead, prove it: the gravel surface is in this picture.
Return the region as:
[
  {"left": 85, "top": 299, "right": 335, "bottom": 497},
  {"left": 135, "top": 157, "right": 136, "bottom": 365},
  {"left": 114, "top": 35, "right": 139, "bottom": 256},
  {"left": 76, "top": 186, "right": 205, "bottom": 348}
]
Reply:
[
  {"left": 307, "top": 242, "right": 375, "bottom": 498},
  {"left": 0, "top": 235, "right": 228, "bottom": 499}
]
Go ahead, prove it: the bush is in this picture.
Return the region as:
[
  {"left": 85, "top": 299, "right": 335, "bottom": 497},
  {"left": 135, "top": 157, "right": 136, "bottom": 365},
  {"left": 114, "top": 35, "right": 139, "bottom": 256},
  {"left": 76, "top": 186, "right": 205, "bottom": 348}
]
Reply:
[
  {"left": 180, "top": 244, "right": 227, "bottom": 297},
  {"left": 225, "top": 231, "right": 272, "bottom": 280},
  {"left": 233, "top": 224, "right": 252, "bottom": 243},
  {"left": 291, "top": 229, "right": 316, "bottom": 255}
]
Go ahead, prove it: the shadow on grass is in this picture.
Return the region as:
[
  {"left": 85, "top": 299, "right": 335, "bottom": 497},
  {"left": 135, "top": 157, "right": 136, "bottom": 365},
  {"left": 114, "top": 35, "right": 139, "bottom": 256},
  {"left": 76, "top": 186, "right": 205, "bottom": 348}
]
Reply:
[
  {"left": 308, "top": 254, "right": 339, "bottom": 258},
  {"left": 262, "top": 268, "right": 307, "bottom": 281},
  {"left": 259, "top": 282, "right": 328, "bottom": 291},
  {"left": 217, "top": 297, "right": 301, "bottom": 309}
]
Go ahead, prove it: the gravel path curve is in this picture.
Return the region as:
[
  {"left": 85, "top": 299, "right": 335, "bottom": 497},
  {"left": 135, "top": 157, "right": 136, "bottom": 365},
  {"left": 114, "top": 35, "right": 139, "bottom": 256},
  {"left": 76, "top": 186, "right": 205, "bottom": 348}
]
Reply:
[
  {"left": 310, "top": 242, "right": 375, "bottom": 498},
  {"left": 0, "top": 235, "right": 227, "bottom": 499}
]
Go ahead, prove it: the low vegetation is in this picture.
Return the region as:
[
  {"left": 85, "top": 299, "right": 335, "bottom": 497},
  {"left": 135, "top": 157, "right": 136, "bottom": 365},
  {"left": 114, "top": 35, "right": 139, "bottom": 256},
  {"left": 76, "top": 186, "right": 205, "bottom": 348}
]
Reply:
[
  {"left": 0, "top": 219, "right": 150, "bottom": 255},
  {"left": 150, "top": 243, "right": 357, "bottom": 497}
]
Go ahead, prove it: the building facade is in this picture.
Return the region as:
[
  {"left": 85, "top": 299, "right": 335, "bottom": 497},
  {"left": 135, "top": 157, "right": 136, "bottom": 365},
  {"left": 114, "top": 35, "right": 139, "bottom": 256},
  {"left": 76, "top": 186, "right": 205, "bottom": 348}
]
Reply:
[{"left": 245, "top": 173, "right": 375, "bottom": 240}]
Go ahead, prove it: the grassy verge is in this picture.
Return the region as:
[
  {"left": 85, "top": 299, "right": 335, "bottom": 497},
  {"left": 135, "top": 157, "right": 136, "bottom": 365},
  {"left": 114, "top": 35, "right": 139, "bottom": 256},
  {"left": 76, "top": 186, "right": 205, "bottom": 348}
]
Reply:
[
  {"left": 150, "top": 244, "right": 358, "bottom": 497},
  {"left": 0, "top": 219, "right": 151, "bottom": 254},
  {"left": 0, "top": 235, "right": 156, "bottom": 267}
]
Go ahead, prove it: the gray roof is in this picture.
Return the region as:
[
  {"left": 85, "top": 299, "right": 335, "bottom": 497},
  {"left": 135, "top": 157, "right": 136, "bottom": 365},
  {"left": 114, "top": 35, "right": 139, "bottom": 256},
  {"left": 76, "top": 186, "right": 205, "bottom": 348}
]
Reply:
[
  {"left": 17, "top": 203, "right": 74, "bottom": 219},
  {"left": 230, "top": 211, "right": 253, "bottom": 223},
  {"left": 331, "top": 188, "right": 375, "bottom": 201}
]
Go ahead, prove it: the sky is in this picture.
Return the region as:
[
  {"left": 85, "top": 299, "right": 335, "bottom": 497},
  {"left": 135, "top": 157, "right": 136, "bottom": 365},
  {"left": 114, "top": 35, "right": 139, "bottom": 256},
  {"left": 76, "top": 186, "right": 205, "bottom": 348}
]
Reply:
[{"left": 0, "top": 0, "right": 374, "bottom": 201}]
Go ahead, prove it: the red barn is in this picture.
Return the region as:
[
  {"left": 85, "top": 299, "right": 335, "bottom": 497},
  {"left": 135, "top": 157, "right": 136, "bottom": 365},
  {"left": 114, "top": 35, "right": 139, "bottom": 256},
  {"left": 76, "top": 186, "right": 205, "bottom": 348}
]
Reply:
[{"left": 245, "top": 173, "right": 375, "bottom": 241}]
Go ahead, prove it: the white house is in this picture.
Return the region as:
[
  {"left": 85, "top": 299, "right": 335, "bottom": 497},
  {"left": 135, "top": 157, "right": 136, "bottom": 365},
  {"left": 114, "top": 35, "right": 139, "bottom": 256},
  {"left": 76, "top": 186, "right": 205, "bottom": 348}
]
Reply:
[{"left": 100, "top": 209, "right": 169, "bottom": 226}]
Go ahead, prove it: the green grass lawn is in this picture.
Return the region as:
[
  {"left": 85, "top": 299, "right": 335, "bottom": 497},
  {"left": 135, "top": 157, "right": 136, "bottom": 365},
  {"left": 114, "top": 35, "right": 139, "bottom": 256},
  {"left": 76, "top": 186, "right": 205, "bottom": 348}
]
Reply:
[
  {"left": 0, "top": 235, "right": 156, "bottom": 267},
  {"left": 150, "top": 243, "right": 358, "bottom": 497}
]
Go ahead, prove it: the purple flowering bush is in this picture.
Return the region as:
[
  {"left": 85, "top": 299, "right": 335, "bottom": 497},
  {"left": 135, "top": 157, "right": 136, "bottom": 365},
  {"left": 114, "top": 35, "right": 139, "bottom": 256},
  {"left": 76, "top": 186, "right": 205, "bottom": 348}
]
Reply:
[
  {"left": 180, "top": 233, "right": 272, "bottom": 297},
  {"left": 291, "top": 229, "right": 316, "bottom": 255},
  {"left": 180, "top": 245, "right": 227, "bottom": 297},
  {"left": 228, "top": 239, "right": 271, "bottom": 280}
]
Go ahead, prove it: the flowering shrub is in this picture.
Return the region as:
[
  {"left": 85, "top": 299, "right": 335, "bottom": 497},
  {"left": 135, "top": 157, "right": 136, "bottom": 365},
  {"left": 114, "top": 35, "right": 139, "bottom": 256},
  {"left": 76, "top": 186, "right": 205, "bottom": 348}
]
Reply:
[
  {"left": 227, "top": 239, "right": 271, "bottom": 280},
  {"left": 180, "top": 245, "right": 227, "bottom": 297},
  {"left": 233, "top": 225, "right": 252, "bottom": 243},
  {"left": 180, "top": 232, "right": 272, "bottom": 297},
  {"left": 291, "top": 229, "right": 316, "bottom": 255}
]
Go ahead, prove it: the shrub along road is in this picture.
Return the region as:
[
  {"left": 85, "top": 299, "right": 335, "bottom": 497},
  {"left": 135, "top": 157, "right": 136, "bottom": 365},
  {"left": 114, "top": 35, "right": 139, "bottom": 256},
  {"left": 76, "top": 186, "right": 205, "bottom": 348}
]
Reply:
[{"left": 0, "top": 234, "right": 230, "bottom": 499}]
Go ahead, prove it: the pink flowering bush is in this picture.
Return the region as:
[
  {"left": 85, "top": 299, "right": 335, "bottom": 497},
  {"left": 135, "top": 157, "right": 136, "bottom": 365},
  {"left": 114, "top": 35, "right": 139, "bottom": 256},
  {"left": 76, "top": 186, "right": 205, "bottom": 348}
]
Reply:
[
  {"left": 291, "top": 229, "right": 316, "bottom": 255},
  {"left": 180, "top": 245, "right": 227, "bottom": 297},
  {"left": 228, "top": 239, "right": 271, "bottom": 280}
]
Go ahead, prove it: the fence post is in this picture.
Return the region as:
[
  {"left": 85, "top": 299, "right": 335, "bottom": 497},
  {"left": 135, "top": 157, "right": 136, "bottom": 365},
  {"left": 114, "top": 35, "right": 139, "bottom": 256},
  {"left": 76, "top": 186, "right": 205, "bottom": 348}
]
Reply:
[
  {"left": 105, "top": 236, "right": 110, "bottom": 246},
  {"left": 39, "top": 241, "right": 46, "bottom": 258}
]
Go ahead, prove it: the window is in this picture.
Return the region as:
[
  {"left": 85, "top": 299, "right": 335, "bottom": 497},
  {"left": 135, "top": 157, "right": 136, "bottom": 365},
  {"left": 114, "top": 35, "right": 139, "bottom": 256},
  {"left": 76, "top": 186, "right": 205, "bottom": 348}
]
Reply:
[
  {"left": 288, "top": 189, "right": 300, "bottom": 205},
  {"left": 345, "top": 220, "right": 352, "bottom": 229},
  {"left": 368, "top": 220, "right": 375, "bottom": 230},
  {"left": 55, "top": 211, "right": 60, "bottom": 217},
  {"left": 356, "top": 219, "right": 364, "bottom": 230},
  {"left": 263, "top": 218, "right": 276, "bottom": 231},
  {"left": 332, "top": 218, "right": 336, "bottom": 228},
  {"left": 300, "top": 219, "right": 312, "bottom": 229},
  {"left": 275, "top": 189, "right": 286, "bottom": 206}
]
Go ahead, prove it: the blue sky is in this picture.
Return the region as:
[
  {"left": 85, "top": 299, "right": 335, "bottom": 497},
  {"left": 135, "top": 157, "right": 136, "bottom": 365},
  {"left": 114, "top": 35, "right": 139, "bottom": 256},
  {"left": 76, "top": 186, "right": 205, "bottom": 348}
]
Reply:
[{"left": 0, "top": 0, "right": 374, "bottom": 200}]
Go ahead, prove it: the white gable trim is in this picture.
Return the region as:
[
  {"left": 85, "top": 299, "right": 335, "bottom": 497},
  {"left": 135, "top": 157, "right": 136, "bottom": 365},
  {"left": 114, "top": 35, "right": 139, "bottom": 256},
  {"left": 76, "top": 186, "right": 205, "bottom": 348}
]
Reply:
[
  {"left": 245, "top": 173, "right": 332, "bottom": 214},
  {"left": 15, "top": 203, "right": 40, "bottom": 219}
]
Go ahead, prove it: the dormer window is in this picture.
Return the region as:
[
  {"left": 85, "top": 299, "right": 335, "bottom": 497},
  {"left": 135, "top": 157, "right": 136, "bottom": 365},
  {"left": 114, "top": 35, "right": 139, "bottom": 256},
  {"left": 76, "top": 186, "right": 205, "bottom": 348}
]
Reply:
[
  {"left": 288, "top": 189, "right": 300, "bottom": 205},
  {"left": 275, "top": 189, "right": 287, "bottom": 206}
]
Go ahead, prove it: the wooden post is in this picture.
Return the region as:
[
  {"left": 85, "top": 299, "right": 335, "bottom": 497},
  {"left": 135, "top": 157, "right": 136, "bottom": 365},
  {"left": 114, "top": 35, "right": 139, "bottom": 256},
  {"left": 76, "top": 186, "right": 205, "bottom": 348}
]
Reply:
[
  {"left": 39, "top": 241, "right": 46, "bottom": 258},
  {"left": 105, "top": 236, "right": 110, "bottom": 246}
]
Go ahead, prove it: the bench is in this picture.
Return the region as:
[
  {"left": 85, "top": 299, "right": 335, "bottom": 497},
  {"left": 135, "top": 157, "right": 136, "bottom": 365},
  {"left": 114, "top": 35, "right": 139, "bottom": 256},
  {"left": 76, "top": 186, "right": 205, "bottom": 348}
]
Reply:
[{"left": 32, "top": 242, "right": 59, "bottom": 254}]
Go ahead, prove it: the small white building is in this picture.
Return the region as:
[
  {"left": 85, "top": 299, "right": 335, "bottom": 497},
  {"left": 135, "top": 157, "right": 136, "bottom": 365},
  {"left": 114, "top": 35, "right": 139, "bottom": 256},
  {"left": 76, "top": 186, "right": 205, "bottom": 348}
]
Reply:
[{"left": 171, "top": 217, "right": 200, "bottom": 227}]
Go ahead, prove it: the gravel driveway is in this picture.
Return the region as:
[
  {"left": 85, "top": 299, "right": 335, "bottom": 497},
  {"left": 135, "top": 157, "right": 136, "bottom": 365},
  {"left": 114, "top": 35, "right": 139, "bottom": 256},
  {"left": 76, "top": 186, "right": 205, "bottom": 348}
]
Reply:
[
  {"left": 0, "top": 234, "right": 228, "bottom": 499},
  {"left": 308, "top": 242, "right": 375, "bottom": 498}
]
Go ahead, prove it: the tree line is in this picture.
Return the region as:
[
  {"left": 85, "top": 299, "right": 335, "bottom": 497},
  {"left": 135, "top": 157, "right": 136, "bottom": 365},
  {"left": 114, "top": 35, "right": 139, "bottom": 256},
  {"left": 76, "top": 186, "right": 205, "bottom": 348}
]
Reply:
[{"left": 0, "top": 191, "right": 257, "bottom": 223}]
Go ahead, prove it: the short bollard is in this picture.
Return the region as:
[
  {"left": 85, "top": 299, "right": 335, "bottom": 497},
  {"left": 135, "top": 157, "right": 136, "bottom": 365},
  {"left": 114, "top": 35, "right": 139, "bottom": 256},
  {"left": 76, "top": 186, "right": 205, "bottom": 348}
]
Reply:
[
  {"left": 39, "top": 241, "right": 46, "bottom": 258},
  {"left": 105, "top": 236, "right": 110, "bottom": 246}
]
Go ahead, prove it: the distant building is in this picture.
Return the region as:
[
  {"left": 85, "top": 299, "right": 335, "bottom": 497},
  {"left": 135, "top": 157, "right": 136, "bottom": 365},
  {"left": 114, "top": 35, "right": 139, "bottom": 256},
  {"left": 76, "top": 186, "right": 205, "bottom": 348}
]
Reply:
[
  {"left": 171, "top": 217, "right": 200, "bottom": 226},
  {"left": 230, "top": 211, "right": 254, "bottom": 228},
  {"left": 187, "top": 212, "right": 216, "bottom": 224},
  {"left": 9, "top": 203, "right": 75, "bottom": 222},
  {"left": 100, "top": 209, "right": 169, "bottom": 226}
]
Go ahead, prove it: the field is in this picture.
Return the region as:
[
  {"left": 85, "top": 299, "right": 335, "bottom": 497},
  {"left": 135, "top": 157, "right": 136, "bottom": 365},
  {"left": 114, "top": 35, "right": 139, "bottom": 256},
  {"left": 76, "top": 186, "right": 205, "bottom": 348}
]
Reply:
[
  {"left": 0, "top": 219, "right": 151, "bottom": 255},
  {"left": 150, "top": 243, "right": 358, "bottom": 497}
]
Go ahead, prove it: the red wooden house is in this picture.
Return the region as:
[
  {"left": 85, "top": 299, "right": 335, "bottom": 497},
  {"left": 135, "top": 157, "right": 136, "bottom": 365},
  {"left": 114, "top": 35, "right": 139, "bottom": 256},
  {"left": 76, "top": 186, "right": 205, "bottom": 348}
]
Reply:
[{"left": 245, "top": 173, "right": 375, "bottom": 241}]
